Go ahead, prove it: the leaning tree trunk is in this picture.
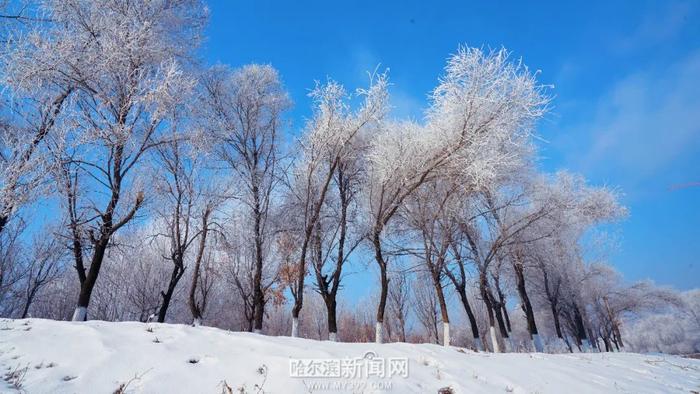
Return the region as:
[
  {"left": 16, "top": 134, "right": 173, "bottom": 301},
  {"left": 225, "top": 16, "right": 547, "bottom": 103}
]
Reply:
[
  {"left": 498, "top": 290, "right": 512, "bottom": 333},
  {"left": 455, "top": 286, "right": 482, "bottom": 351},
  {"left": 480, "top": 275, "right": 500, "bottom": 353},
  {"left": 550, "top": 301, "right": 563, "bottom": 338},
  {"left": 491, "top": 274, "right": 512, "bottom": 352},
  {"left": 543, "top": 270, "right": 568, "bottom": 351},
  {"left": 0, "top": 88, "right": 74, "bottom": 237},
  {"left": 573, "top": 304, "right": 590, "bottom": 352},
  {"left": 514, "top": 263, "right": 542, "bottom": 351},
  {"left": 373, "top": 230, "right": 389, "bottom": 344},
  {"left": 612, "top": 323, "right": 625, "bottom": 350},
  {"left": 20, "top": 285, "right": 40, "bottom": 319},
  {"left": 429, "top": 271, "right": 450, "bottom": 347},
  {"left": 493, "top": 301, "right": 511, "bottom": 352},
  {"left": 157, "top": 257, "right": 185, "bottom": 323}
]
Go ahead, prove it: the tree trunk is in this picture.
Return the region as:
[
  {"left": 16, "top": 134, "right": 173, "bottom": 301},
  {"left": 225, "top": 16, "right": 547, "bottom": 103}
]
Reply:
[
  {"left": 573, "top": 304, "right": 589, "bottom": 351},
  {"left": 602, "top": 335, "right": 611, "bottom": 352},
  {"left": 499, "top": 295, "right": 512, "bottom": 333},
  {"left": 493, "top": 301, "right": 510, "bottom": 350},
  {"left": 72, "top": 237, "right": 109, "bottom": 321},
  {"left": 252, "top": 188, "right": 265, "bottom": 333},
  {"left": 324, "top": 297, "right": 338, "bottom": 341},
  {"left": 157, "top": 259, "right": 184, "bottom": 323},
  {"left": 189, "top": 208, "right": 211, "bottom": 325},
  {"left": 551, "top": 302, "right": 563, "bottom": 338},
  {"left": 0, "top": 215, "right": 7, "bottom": 237},
  {"left": 20, "top": 286, "right": 38, "bottom": 319},
  {"left": 514, "top": 263, "right": 542, "bottom": 351},
  {"left": 291, "top": 317, "right": 299, "bottom": 337},
  {"left": 373, "top": 230, "right": 389, "bottom": 344},
  {"left": 429, "top": 270, "right": 450, "bottom": 346},
  {"left": 313, "top": 166, "right": 351, "bottom": 342},
  {"left": 290, "top": 239, "right": 309, "bottom": 336},
  {"left": 455, "top": 286, "right": 481, "bottom": 350},
  {"left": 480, "top": 276, "right": 500, "bottom": 353},
  {"left": 613, "top": 325, "right": 624, "bottom": 349}
]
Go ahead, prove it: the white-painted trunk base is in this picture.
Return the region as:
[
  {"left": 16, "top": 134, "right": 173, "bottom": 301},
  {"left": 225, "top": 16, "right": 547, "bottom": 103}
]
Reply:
[
  {"left": 291, "top": 317, "right": 299, "bottom": 338},
  {"left": 489, "top": 326, "right": 500, "bottom": 353},
  {"left": 375, "top": 322, "right": 383, "bottom": 344},
  {"left": 533, "top": 334, "right": 544, "bottom": 352},
  {"left": 193, "top": 318, "right": 201, "bottom": 327},
  {"left": 443, "top": 323, "right": 450, "bottom": 347},
  {"left": 71, "top": 307, "right": 87, "bottom": 322},
  {"left": 328, "top": 332, "right": 337, "bottom": 342},
  {"left": 253, "top": 328, "right": 262, "bottom": 334}
]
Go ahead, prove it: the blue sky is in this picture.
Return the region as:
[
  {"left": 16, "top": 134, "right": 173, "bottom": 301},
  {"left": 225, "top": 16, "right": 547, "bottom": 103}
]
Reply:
[{"left": 204, "top": 0, "right": 700, "bottom": 292}]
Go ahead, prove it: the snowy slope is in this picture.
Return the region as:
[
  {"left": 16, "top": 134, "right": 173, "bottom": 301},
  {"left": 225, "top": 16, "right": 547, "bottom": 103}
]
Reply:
[{"left": 1, "top": 319, "right": 698, "bottom": 394}]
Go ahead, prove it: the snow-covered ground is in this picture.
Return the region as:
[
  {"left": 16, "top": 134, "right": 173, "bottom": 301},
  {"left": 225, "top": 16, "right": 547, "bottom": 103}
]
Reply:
[{"left": 1, "top": 319, "right": 698, "bottom": 394}]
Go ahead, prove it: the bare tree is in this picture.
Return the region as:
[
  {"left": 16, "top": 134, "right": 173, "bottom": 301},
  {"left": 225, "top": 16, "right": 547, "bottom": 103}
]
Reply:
[
  {"left": 0, "top": 219, "right": 25, "bottom": 316},
  {"left": 19, "top": 234, "right": 64, "bottom": 318}
]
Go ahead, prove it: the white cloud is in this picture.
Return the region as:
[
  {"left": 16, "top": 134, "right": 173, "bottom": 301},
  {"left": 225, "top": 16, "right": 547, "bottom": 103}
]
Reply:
[{"left": 570, "top": 51, "right": 700, "bottom": 184}]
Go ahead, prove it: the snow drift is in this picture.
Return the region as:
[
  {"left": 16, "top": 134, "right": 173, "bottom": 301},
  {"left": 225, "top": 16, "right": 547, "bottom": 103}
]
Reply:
[{"left": 1, "top": 319, "right": 698, "bottom": 393}]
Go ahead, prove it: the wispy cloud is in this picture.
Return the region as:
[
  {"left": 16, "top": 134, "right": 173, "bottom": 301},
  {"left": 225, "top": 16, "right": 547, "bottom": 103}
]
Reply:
[
  {"left": 612, "top": 1, "right": 694, "bottom": 53},
  {"left": 565, "top": 51, "right": 700, "bottom": 188}
]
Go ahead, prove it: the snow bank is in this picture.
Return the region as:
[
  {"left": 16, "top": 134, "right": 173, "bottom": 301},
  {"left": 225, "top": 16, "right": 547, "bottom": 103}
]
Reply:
[{"left": 1, "top": 319, "right": 698, "bottom": 393}]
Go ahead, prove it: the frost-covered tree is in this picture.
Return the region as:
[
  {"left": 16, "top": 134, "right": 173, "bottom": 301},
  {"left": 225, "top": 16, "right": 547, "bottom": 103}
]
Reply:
[
  {"left": 28, "top": 0, "right": 206, "bottom": 321},
  {"left": 402, "top": 180, "right": 460, "bottom": 346},
  {"left": 0, "top": 7, "right": 76, "bottom": 234},
  {"left": 365, "top": 47, "right": 548, "bottom": 343},
  {"left": 151, "top": 138, "right": 211, "bottom": 323},
  {"left": 0, "top": 219, "right": 25, "bottom": 316},
  {"left": 512, "top": 172, "right": 627, "bottom": 351},
  {"left": 199, "top": 64, "right": 290, "bottom": 333},
  {"left": 413, "top": 271, "right": 441, "bottom": 344},
  {"left": 18, "top": 233, "right": 64, "bottom": 318},
  {"left": 386, "top": 270, "right": 412, "bottom": 342},
  {"left": 624, "top": 290, "right": 699, "bottom": 354},
  {"left": 3, "top": 2, "right": 694, "bottom": 355},
  {"left": 285, "top": 74, "right": 388, "bottom": 337},
  {"left": 581, "top": 264, "right": 682, "bottom": 351},
  {"left": 188, "top": 203, "right": 215, "bottom": 326},
  {"left": 309, "top": 152, "right": 365, "bottom": 341}
]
